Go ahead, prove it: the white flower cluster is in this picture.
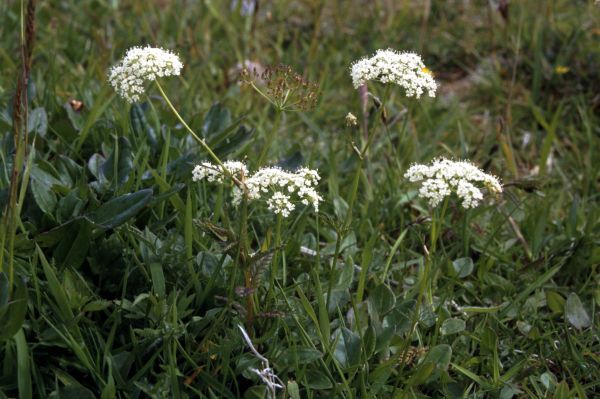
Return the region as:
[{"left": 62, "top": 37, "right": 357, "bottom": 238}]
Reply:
[
  {"left": 350, "top": 49, "right": 437, "bottom": 98},
  {"left": 192, "top": 161, "right": 248, "bottom": 183},
  {"left": 404, "top": 158, "right": 502, "bottom": 209},
  {"left": 108, "top": 46, "right": 183, "bottom": 103},
  {"left": 193, "top": 162, "right": 322, "bottom": 217},
  {"left": 267, "top": 192, "right": 295, "bottom": 217}
]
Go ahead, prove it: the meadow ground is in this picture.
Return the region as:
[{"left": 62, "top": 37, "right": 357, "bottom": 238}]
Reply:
[{"left": 0, "top": 1, "right": 599, "bottom": 398}]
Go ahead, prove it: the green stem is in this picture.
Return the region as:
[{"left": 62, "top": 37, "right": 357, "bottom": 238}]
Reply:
[
  {"left": 256, "top": 109, "right": 282, "bottom": 167},
  {"left": 269, "top": 214, "right": 283, "bottom": 296},
  {"left": 248, "top": 81, "right": 278, "bottom": 108},
  {"left": 326, "top": 156, "right": 363, "bottom": 309},
  {"left": 326, "top": 92, "right": 388, "bottom": 309},
  {"left": 397, "top": 252, "right": 429, "bottom": 375},
  {"left": 155, "top": 81, "right": 239, "bottom": 181},
  {"left": 238, "top": 198, "right": 254, "bottom": 327},
  {"left": 463, "top": 210, "right": 470, "bottom": 257}
]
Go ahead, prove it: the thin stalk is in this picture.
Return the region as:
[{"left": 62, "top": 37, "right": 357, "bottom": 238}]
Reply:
[
  {"left": 326, "top": 156, "right": 363, "bottom": 310},
  {"left": 1, "top": 0, "right": 35, "bottom": 291},
  {"left": 397, "top": 251, "right": 429, "bottom": 375},
  {"left": 154, "top": 80, "right": 219, "bottom": 163},
  {"left": 427, "top": 198, "right": 448, "bottom": 303},
  {"left": 256, "top": 108, "right": 282, "bottom": 167},
  {"left": 398, "top": 198, "right": 448, "bottom": 375},
  {"left": 463, "top": 210, "right": 470, "bottom": 257},
  {"left": 247, "top": 80, "right": 278, "bottom": 108},
  {"left": 326, "top": 92, "right": 387, "bottom": 309},
  {"left": 269, "top": 214, "right": 283, "bottom": 298},
  {"left": 238, "top": 197, "right": 254, "bottom": 327}
]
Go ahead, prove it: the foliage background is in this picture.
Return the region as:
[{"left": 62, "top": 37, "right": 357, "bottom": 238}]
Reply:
[{"left": 0, "top": 0, "right": 599, "bottom": 398}]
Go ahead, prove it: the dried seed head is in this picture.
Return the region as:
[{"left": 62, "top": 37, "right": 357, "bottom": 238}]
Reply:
[{"left": 243, "top": 63, "right": 319, "bottom": 111}]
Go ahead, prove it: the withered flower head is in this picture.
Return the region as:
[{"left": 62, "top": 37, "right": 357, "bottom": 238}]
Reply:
[{"left": 241, "top": 63, "right": 319, "bottom": 111}]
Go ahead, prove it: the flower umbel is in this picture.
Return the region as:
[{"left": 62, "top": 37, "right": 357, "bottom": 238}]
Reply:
[
  {"left": 192, "top": 161, "right": 248, "bottom": 183},
  {"left": 350, "top": 49, "right": 437, "bottom": 98},
  {"left": 404, "top": 158, "right": 502, "bottom": 209},
  {"left": 108, "top": 46, "right": 183, "bottom": 103},
  {"left": 193, "top": 161, "right": 322, "bottom": 217}
]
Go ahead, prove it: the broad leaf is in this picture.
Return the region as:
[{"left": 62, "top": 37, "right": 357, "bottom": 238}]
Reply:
[
  {"left": 565, "top": 292, "right": 591, "bottom": 329},
  {"left": 452, "top": 257, "right": 474, "bottom": 278},
  {"left": 130, "top": 103, "right": 157, "bottom": 147},
  {"left": 101, "top": 136, "right": 134, "bottom": 187},
  {"left": 368, "top": 284, "right": 396, "bottom": 317},
  {"left": 0, "top": 276, "right": 28, "bottom": 341},
  {"left": 440, "top": 318, "right": 466, "bottom": 335},
  {"left": 88, "top": 189, "right": 153, "bottom": 229},
  {"left": 202, "top": 102, "right": 232, "bottom": 138},
  {"left": 332, "top": 327, "right": 361, "bottom": 369}
]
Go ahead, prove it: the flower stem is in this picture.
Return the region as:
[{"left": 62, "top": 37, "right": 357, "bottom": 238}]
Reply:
[
  {"left": 154, "top": 81, "right": 245, "bottom": 183},
  {"left": 326, "top": 92, "right": 387, "bottom": 309},
  {"left": 463, "top": 210, "right": 470, "bottom": 257},
  {"left": 256, "top": 108, "right": 282, "bottom": 167},
  {"left": 237, "top": 197, "right": 255, "bottom": 327},
  {"left": 269, "top": 214, "right": 283, "bottom": 297},
  {"left": 326, "top": 156, "right": 363, "bottom": 309}
]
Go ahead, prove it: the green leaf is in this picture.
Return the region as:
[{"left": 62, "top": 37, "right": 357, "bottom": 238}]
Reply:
[
  {"left": 202, "top": 102, "right": 232, "bottom": 138},
  {"left": 545, "top": 290, "right": 565, "bottom": 314},
  {"left": 287, "top": 380, "right": 301, "bottom": 399},
  {"left": 0, "top": 272, "right": 8, "bottom": 310},
  {"left": 149, "top": 262, "right": 166, "bottom": 298},
  {"left": 62, "top": 219, "right": 93, "bottom": 268},
  {"left": 130, "top": 103, "right": 157, "bottom": 147},
  {"left": 452, "top": 257, "right": 474, "bottom": 278},
  {"left": 15, "top": 329, "right": 32, "bottom": 399},
  {"left": 554, "top": 381, "right": 570, "bottom": 399},
  {"left": 28, "top": 107, "right": 47, "bottom": 137},
  {"left": 378, "top": 299, "right": 415, "bottom": 348},
  {"left": 440, "top": 318, "right": 466, "bottom": 335},
  {"left": 409, "top": 362, "right": 435, "bottom": 386},
  {"left": 565, "top": 292, "right": 591, "bottom": 329},
  {"left": 30, "top": 164, "right": 60, "bottom": 216},
  {"left": 362, "top": 324, "right": 377, "bottom": 359},
  {"left": 100, "top": 369, "right": 116, "bottom": 399},
  {"left": 278, "top": 348, "right": 323, "bottom": 367},
  {"left": 101, "top": 136, "right": 134, "bottom": 187},
  {"left": 332, "top": 327, "right": 361, "bottom": 369},
  {"left": 88, "top": 189, "right": 153, "bottom": 229},
  {"left": 82, "top": 300, "right": 112, "bottom": 312},
  {"left": 64, "top": 100, "right": 84, "bottom": 131},
  {"left": 88, "top": 153, "right": 106, "bottom": 181},
  {"left": 37, "top": 246, "right": 75, "bottom": 322},
  {"left": 451, "top": 363, "right": 489, "bottom": 388},
  {"left": 0, "top": 276, "right": 28, "bottom": 341},
  {"left": 461, "top": 305, "right": 501, "bottom": 314},
  {"left": 213, "top": 125, "right": 253, "bottom": 157},
  {"left": 303, "top": 369, "right": 333, "bottom": 390},
  {"left": 53, "top": 385, "right": 96, "bottom": 399},
  {"left": 425, "top": 344, "right": 452, "bottom": 371},
  {"left": 368, "top": 284, "right": 396, "bottom": 316},
  {"left": 410, "top": 344, "right": 452, "bottom": 385}
]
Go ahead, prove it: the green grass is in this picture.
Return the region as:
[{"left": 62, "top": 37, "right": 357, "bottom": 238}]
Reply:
[{"left": 1, "top": 0, "right": 599, "bottom": 398}]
